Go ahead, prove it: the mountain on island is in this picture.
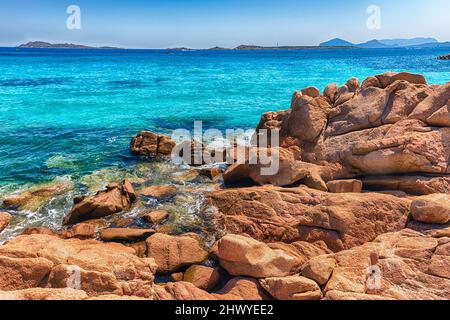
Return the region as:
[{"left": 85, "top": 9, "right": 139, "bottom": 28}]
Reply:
[
  {"left": 319, "top": 38, "right": 355, "bottom": 47},
  {"left": 320, "top": 37, "right": 442, "bottom": 48},
  {"left": 18, "top": 41, "right": 122, "bottom": 49}
]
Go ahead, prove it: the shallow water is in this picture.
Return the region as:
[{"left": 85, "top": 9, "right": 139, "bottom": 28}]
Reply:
[{"left": 0, "top": 46, "right": 449, "bottom": 241}]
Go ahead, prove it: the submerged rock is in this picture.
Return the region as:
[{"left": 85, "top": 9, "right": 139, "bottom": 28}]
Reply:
[
  {"left": 2, "top": 180, "right": 73, "bottom": 212},
  {"left": 63, "top": 179, "right": 136, "bottom": 225},
  {"left": 142, "top": 210, "right": 169, "bottom": 224},
  {"left": 139, "top": 185, "right": 177, "bottom": 199}
]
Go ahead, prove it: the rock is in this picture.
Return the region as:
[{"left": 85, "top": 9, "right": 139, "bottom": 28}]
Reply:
[
  {"left": 362, "top": 175, "right": 450, "bottom": 195},
  {"left": 323, "top": 83, "right": 338, "bottom": 103},
  {"left": 376, "top": 72, "right": 427, "bottom": 88},
  {"left": 139, "top": 185, "right": 177, "bottom": 199},
  {"left": 63, "top": 179, "right": 136, "bottom": 225},
  {"left": 289, "top": 94, "right": 330, "bottom": 142},
  {"left": 146, "top": 233, "right": 208, "bottom": 273},
  {"left": 0, "top": 212, "right": 12, "bottom": 233},
  {"left": 223, "top": 147, "right": 330, "bottom": 190},
  {"left": 173, "top": 170, "right": 200, "bottom": 183},
  {"left": 216, "top": 234, "right": 300, "bottom": 278},
  {"left": 130, "top": 131, "right": 176, "bottom": 156},
  {"left": 197, "top": 168, "right": 224, "bottom": 180},
  {"left": 128, "top": 241, "right": 147, "bottom": 257},
  {"left": 3, "top": 180, "right": 73, "bottom": 211},
  {"left": 0, "top": 234, "right": 157, "bottom": 297},
  {"left": 59, "top": 223, "right": 96, "bottom": 240},
  {"left": 210, "top": 186, "right": 411, "bottom": 252},
  {"left": 317, "top": 229, "right": 450, "bottom": 300},
  {"left": 142, "top": 210, "right": 169, "bottom": 224},
  {"left": 346, "top": 78, "right": 360, "bottom": 93},
  {"left": 183, "top": 265, "right": 220, "bottom": 291},
  {"left": 21, "top": 227, "right": 57, "bottom": 236},
  {"left": 0, "top": 288, "right": 89, "bottom": 300},
  {"left": 426, "top": 103, "right": 450, "bottom": 127},
  {"left": 170, "top": 272, "right": 184, "bottom": 282},
  {"left": 156, "top": 277, "right": 270, "bottom": 300},
  {"left": 411, "top": 194, "right": 450, "bottom": 224},
  {"left": 249, "top": 73, "right": 449, "bottom": 193},
  {"left": 361, "top": 76, "right": 382, "bottom": 90},
  {"left": 326, "top": 179, "right": 362, "bottom": 193},
  {"left": 438, "top": 54, "right": 450, "bottom": 60},
  {"left": 301, "top": 87, "right": 320, "bottom": 98},
  {"left": 214, "top": 277, "right": 269, "bottom": 300},
  {"left": 301, "top": 255, "right": 336, "bottom": 286},
  {"left": 154, "top": 281, "right": 213, "bottom": 300},
  {"left": 100, "top": 228, "right": 156, "bottom": 242},
  {"left": 260, "top": 275, "right": 322, "bottom": 300}
]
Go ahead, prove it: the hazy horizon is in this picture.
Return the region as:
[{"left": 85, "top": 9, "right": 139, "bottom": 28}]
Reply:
[{"left": 1, "top": 0, "right": 449, "bottom": 49}]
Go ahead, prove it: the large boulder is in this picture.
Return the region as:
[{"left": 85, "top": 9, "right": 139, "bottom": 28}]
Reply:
[
  {"left": 183, "top": 265, "right": 220, "bottom": 291},
  {"left": 411, "top": 194, "right": 450, "bottom": 224},
  {"left": 216, "top": 234, "right": 300, "bottom": 278},
  {"left": 63, "top": 179, "right": 136, "bottom": 225},
  {"left": 0, "top": 212, "right": 12, "bottom": 233},
  {"left": 100, "top": 228, "right": 155, "bottom": 242},
  {"left": 210, "top": 186, "right": 411, "bottom": 252},
  {"left": 0, "top": 234, "right": 157, "bottom": 297},
  {"left": 146, "top": 233, "right": 208, "bottom": 273},
  {"left": 155, "top": 277, "right": 269, "bottom": 300},
  {"left": 235, "top": 74, "right": 450, "bottom": 192},
  {"left": 300, "top": 229, "right": 450, "bottom": 300},
  {"left": 259, "top": 275, "right": 322, "bottom": 300},
  {"left": 130, "top": 131, "right": 176, "bottom": 156}
]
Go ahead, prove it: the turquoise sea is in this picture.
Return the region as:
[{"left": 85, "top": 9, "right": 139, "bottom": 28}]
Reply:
[
  {"left": 1, "top": 47, "right": 450, "bottom": 188},
  {"left": 0, "top": 46, "right": 449, "bottom": 241}
]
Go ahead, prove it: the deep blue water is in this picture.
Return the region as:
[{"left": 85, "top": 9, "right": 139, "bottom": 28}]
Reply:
[{"left": 1, "top": 46, "right": 449, "bottom": 189}]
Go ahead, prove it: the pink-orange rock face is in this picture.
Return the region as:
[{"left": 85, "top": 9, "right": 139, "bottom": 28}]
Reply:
[
  {"left": 130, "top": 131, "right": 176, "bottom": 156},
  {"left": 146, "top": 233, "right": 208, "bottom": 273},
  {"left": 303, "top": 229, "right": 450, "bottom": 300},
  {"left": 0, "top": 212, "right": 12, "bottom": 233},
  {"left": 224, "top": 73, "right": 450, "bottom": 193},
  {"left": 0, "top": 234, "right": 157, "bottom": 298},
  {"left": 210, "top": 186, "right": 411, "bottom": 252},
  {"left": 63, "top": 179, "right": 136, "bottom": 225}
]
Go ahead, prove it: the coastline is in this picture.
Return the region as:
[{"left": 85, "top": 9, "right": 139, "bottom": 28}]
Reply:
[{"left": 0, "top": 71, "right": 449, "bottom": 300}]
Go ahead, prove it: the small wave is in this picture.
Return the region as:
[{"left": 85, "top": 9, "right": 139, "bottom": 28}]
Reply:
[
  {"left": 0, "top": 78, "right": 71, "bottom": 87},
  {"left": 107, "top": 80, "right": 145, "bottom": 89}
]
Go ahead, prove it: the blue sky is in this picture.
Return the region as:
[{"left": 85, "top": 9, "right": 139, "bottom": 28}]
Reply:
[{"left": 0, "top": 0, "right": 449, "bottom": 48}]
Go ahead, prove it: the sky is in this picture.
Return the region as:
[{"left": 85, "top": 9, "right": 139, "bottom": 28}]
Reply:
[{"left": 0, "top": 0, "right": 449, "bottom": 48}]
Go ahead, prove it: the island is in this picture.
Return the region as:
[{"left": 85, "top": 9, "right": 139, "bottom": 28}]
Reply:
[{"left": 18, "top": 41, "right": 122, "bottom": 50}]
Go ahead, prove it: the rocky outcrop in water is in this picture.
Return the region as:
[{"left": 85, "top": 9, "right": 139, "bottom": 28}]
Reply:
[
  {"left": 63, "top": 179, "right": 136, "bottom": 225},
  {"left": 438, "top": 54, "right": 450, "bottom": 60},
  {"left": 0, "top": 212, "right": 11, "bottom": 233},
  {"left": 225, "top": 72, "right": 450, "bottom": 195},
  {"left": 131, "top": 131, "right": 176, "bottom": 156}
]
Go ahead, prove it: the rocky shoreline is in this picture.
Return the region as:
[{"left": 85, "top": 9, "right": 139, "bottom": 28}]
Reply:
[{"left": 0, "top": 71, "right": 449, "bottom": 300}]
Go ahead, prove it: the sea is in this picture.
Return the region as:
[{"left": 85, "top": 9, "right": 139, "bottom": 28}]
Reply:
[{"left": 0, "top": 46, "right": 449, "bottom": 241}]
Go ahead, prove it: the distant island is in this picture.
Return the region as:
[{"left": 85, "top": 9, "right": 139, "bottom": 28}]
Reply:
[
  {"left": 17, "top": 38, "right": 450, "bottom": 51},
  {"left": 319, "top": 37, "right": 450, "bottom": 49},
  {"left": 18, "top": 41, "right": 122, "bottom": 50}
]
